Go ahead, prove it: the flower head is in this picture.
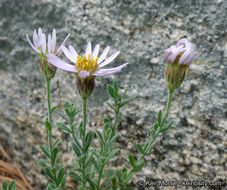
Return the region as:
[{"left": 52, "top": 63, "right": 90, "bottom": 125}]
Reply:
[
  {"left": 26, "top": 28, "right": 70, "bottom": 80},
  {"left": 165, "top": 38, "right": 195, "bottom": 91},
  {"left": 47, "top": 42, "right": 128, "bottom": 98}
]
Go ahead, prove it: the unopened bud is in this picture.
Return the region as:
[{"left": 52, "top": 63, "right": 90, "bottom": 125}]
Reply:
[{"left": 165, "top": 38, "right": 195, "bottom": 91}]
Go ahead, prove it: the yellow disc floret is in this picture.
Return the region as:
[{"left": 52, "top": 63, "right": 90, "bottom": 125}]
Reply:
[{"left": 75, "top": 54, "right": 99, "bottom": 73}]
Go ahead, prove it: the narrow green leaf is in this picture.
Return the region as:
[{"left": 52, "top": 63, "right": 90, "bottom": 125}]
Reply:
[
  {"left": 96, "top": 130, "right": 104, "bottom": 146},
  {"left": 51, "top": 147, "right": 58, "bottom": 166},
  {"left": 104, "top": 149, "right": 119, "bottom": 164},
  {"left": 56, "top": 122, "right": 72, "bottom": 133},
  {"left": 45, "top": 167, "right": 56, "bottom": 181},
  {"left": 128, "top": 154, "right": 135, "bottom": 168},
  {"left": 103, "top": 118, "right": 110, "bottom": 124},
  {"left": 72, "top": 143, "right": 81, "bottom": 157},
  {"left": 56, "top": 112, "right": 68, "bottom": 122},
  {"left": 158, "top": 110, "right": 162, "bottom": 127},
  {"left": 57, "top": 168, "right": 65, "bottom": 185},
  {"left": 60, "top": 176, "right": 66, "bottom": 190},
  {"left": 113, "top": 80, "right": 118, "bottom": 92},
  {"left": 2, "top": 181, "right": 7, "bottom": 190},
  {"left": 160, "top": 120, "right": 174, "bottom": 132},
  {"left": 120, "top": 95, "right": 137, "bottom": 107},
  {"left": 51, "top": 106, "right": 57, "bottom": 113},
  {"left": 52, "top": 139, "right": 60, "bottom": 148},
  {"left": 69, "top": 172, "right": 82, "bottom": 182},
  {"left": 85, "top": 131, "right": 93, "bottom": 151},
  {"left": 72, "top": 134, "right": 82, "bottom": 150},
  {"left": 90, "top": 157, "right": 99, "bottom": 171},
  {"left": 133, "top": 161, "right": 145, "bottom": 172},
  {"left": 8, "top": 180, "right": 16, "bottom": 190},
  {"left": 136, "top": 144, "right": 145, "bottom": 155},
  {"left": 38, "top": 159, "right": 49, "bottom": 168},
  {"left": 112, "top": 177, "right": 117, "bottom": 188},
  {"left": 87, "top": 178, "right": 97, "bottom": 190},
  {"left": 154, "top": 123, "right": 159, "bottom": 131},
  {"left": 150, "top": 129, "right": 155, "bottom": 139},
  {"left": 40, "top": 145, "right": 51, "bottom": 158},
  {"left": 101, "top": 175, "right": 115, "bottom": 186},
  {"left": 107, "top": 102, "right": 115, "bottom": 110},
  {"left": 45, "top": 119, "right": 51, "bottom": 131},
  {"left": 107, "top": 85, "right": 116, "bottom": 99}
]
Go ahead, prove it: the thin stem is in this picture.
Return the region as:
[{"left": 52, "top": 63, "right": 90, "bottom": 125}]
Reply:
[
  {"left": 82, "top": 98, "right": 87, "bottom": 146},
  {"left": 46, "top": 79, "right": 52, "bottom": 155},
  {"left": 123, "top": 89, "right": 174, "bottom": 189},
  {"left": 161, "top": 88, "right": 173, "bottom": 127},
  {"left": 82, "top": 97, "right": 87, "bottom": 187},
  {"left": 97, "top": 105, "right": 120, "bottom": 188}
]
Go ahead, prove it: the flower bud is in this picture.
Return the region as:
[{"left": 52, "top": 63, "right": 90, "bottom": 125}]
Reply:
[
  {"left": 39, "top": 54, "right": 57, "bottom": 80},
  {"left": 165, "top": 38, "right": 195, "bottom": 91},
  {"left": 76, "top": 75, "right": 95, "bottom": 98}
]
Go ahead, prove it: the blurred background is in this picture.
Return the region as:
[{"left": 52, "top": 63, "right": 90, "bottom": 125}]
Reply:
[{"left": 0, "top": 0, "right": 226, "bottom": 189}]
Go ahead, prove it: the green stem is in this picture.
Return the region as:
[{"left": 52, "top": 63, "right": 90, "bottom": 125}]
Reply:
[
  {"left": 82, "top": 97, "right": 87, "bottom": 187},
  {"left": 112, "top": 106, "right": 120, "bottom": 137},
  {"left": 82, "top": 98, "right": 87, "bottom": 146},
  {"left": 123, "top": 89, "right": 174, "bottom": 189},
  {"left": 161, "top": 88, "right": 173, "bottom": 127},
  {"left": 46, "top": 79, "right": 52, "bottom": 156},
  {"left": 97, "top": 105, "right": 120, "bottom": 189}
]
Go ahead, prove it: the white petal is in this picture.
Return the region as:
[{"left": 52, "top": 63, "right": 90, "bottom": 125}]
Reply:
[
  {"left": 92, "top": 44, "right": 100, "bottom": 59},
  {"left": 47, "top": 53, "right": 77, "bottom": 73},
  {"left": 85, "top": 42, "right": 92, "bottom": 59},
  {"left": 26, "top": 33, "right": 40, "bottom": 53},
  {"left": 56, "top": 33, "right": 70, "bottom": 55},
  {"left": 33, "top": 29, "right": 38, "bottom": 48},
  {"left": 62, "top": 46, "right": 76, "bottom": 63},
  {"left": 97, "top": 46, "right": 110, "bottom": 64},
  {"left": 52, "top": 29, "right": 56, "bottom": 53},
  {"left": 98, "top": 51, "right": 120, "bottom": 68},
  {"left": 48, "top": 34, "right": 52, "bottom": 53},
  {"left": 93, "top": 63, "right": 128, "bottom": 76},
  {"left": 41, "top": 33, "right": 46, "bottom": 54},
  {"left": 78, "top": 70, "right": 90, "bottom": 78},
  {"left": 38, "top": 28, "right": 42, "bottom": 37},
  {"left": 68, "top": 45, "right": 78, "bottom": 60}
]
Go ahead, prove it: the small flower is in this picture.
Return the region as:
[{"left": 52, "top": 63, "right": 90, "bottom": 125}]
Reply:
[
  {"left": 26, "top": 28, "right": 70, "bottom": 80},
  {"left": 47, "top": 42, "right": 128, "bottom": 98},
  {"left": 165, "top": 38, "right": 195, "bottom": 91}
]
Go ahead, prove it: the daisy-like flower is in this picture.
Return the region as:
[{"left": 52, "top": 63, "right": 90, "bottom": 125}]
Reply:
[
  {"left": 165, "top": 38, "right": 195, "bottom": 91},
  {"left": 26, "top": 28, "right": 70, "bottom": 80},
  {"left": 47, "top": 42, "right": 128, "bottom": 98}
]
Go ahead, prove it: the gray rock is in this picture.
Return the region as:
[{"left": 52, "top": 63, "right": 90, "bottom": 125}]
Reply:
[{"left": 0, "top": 0, "right": 226, "bottom": 189}]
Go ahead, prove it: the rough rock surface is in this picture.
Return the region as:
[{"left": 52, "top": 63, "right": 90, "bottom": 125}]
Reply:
[{"left": 0, "top": 0, "right": 226, "bottom": 189}]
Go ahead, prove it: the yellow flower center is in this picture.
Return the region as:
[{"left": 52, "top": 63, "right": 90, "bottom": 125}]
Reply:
[{"left": 75, "top": 54, "right": 99, "bottom": 73}]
